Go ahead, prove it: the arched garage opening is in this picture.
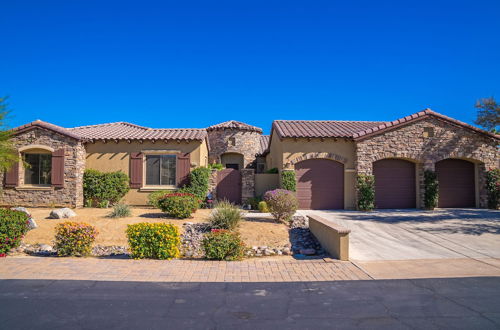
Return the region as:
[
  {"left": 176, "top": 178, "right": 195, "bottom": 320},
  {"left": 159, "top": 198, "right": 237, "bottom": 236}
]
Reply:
[
  {"left": 373, "top": 159, "right": 416, "bottom": 209},
  {"left": 435, "top": 159, "right": 476, "bottom": 208},
  {"left": 295, "top": 158, "right": 344, "bottom": 210}
]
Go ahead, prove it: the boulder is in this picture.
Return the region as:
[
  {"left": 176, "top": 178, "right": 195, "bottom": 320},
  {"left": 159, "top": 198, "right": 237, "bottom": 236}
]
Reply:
[
  {"left": 39, "top": 244, "right": 53, "bottom": 252},
  {"left": 27, "top": 218, "right": 38, "bottom": 230},
  {"left": 49, "top": 208, "right": 77, "bottom": 219},
  {"left": 11, "top": 207, "right": 31, "bottom": 217}
]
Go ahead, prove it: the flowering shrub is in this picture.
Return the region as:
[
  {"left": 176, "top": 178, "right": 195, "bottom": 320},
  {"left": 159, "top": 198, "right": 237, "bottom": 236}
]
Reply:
[
  {"left": 0, "top": 209, "right": 30, "bottom": 256},
  {"left": 127, "top": 223, "right": 180, "bottom": 259},
  {"left": 202, "top": 229, "right": 245, "bottom": 261},
  {"left": 54, "top": 222, "right": 99, "bottom": 256},
  {"left": 158, "top": 193, "right": 200, "bottom": 218},
  {"left": 208, "top": 201, "right": 244, "bottom": 230},
  {"left": 356, "top": 174, "right": 375, "bottom": 211},
  {"left": 147, "top": 190, "right": 175, "bottom": 208},
  {"left": 263, "top": 189, "right": 298, "bottom": 223},
  {"left": 486, "top": 168, "right": 500, "bottom": 209}
]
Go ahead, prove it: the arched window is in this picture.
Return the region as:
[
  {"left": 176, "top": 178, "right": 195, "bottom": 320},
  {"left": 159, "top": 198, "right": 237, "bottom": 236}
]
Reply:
[{"left": 22, "top": 148, "right": 52, "bottom": 185}]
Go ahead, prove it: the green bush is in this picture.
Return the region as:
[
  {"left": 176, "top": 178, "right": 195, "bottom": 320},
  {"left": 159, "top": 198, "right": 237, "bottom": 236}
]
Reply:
[
  {"left": 158, "top": 193, "right": 200, "bottom": 218},
  {"left": 281, "top": 170, "right": 296, "bottom": 192},
  {"left": 54, "top": 222, "right": 99, "bottom": 256},
  {"left": 147, "top": 190, "right": 175, "bottom": 208},
  {"left": 486, "top": 168, "right": 500, "bottom": 209},
  {"left": 0, "top": 209, "right": 30, "bottom": 256},
  {"left": 181, "top": 167, "right": 211, "bottom": 202},
  {"left": 127, "top": 223, "right": 180, "bottom": 259},
  {"left": 202, "top": 229, "right": 245, "bottom": 260},
  {"left": 266, "top": 167, "right": 278, "bottom": 174},
  {"left": 83, "top": 169, "right": 130, "bottom": 207},
  {"left": 246, "top": 196, "right": 262, "bottom": 210},
  {"left": 424, "top": 170, "right": 439, "bottom": 210},
  {"left": 208, "top": 201, "right": 244, "bottom": 230},
  {"left": 258, "top": 201, "right": 269, "bottom": 213},
  {"left": 356, "top": 174, "right": 375, "bottom": 211},
  {"left": 208, "top": 163, "right": 224, "bottom": 170},
  {"left": 108, "top": 203, "right": 132, "bottom": 218},
  {"left": 264, "top": 189, "right": 298, "bottom": 223}
]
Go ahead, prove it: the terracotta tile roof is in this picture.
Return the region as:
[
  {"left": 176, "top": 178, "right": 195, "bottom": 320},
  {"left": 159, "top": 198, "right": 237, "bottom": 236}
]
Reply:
[
  {"left": 12, "top": 120, "right": 82, "bottom": 140},
  {"left": 257, "top": 135, "right": 270, "bottom": 156},
  {"left": 273, "top": 120, "right": 385, "bottom": 139},
  {"left": 68, "top": 122, "right": 207, "bottom": 141},
  {"left": 207, "top": 120, "right": 263, "bottom": 133},
  {"left": 352, "top": 109, "right": 500, "bottom": 140}
]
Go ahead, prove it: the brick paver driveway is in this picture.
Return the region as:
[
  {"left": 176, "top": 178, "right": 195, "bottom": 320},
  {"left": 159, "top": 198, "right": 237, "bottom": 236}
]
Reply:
[{"left": 301, "top": 209, "right": 500, "bottom": 261}]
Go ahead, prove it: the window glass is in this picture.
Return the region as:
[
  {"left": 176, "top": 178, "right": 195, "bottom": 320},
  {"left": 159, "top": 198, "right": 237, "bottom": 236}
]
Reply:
[
  {"left": 145, "top": 154, "right": 176, "bottom": 186},
  {"left": 24, "top": 153, "right": 51, "bottom": 185}
]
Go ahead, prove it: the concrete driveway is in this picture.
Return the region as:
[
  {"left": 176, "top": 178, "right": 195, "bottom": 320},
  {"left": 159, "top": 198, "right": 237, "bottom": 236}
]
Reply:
[{"left": 300, "top": 209, "right": 500, "bottom": 261}]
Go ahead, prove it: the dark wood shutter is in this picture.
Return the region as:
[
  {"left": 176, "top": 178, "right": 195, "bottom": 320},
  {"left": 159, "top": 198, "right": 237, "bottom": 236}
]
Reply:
[
  {"left": 176, "top": 153, "right": 191, "bottom": 187},
  {"left": 4, "top": 161, "right": 19, "bottom": 188},
  {"left": 130, "top": 152, "right": 143, "bottom": 188},
  {"left": 51, "top": 149, "right": 65, "bottom": 188}
]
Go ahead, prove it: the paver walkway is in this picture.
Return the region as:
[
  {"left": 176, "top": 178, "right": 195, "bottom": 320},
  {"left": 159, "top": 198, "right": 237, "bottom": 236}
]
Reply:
[{"left": 0, "top": 256, "right": 370, "bottom": 282}]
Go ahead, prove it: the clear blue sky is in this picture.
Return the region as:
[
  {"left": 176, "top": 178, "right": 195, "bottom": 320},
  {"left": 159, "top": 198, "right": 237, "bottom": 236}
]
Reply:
[{"left": 1, "top": 0, "right": 499, "bottom": 134}]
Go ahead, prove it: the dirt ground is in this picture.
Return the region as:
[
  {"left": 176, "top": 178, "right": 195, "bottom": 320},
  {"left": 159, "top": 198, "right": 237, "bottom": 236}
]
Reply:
[{"left": 24, "top": 207, "right": 290, "bottom": 248}]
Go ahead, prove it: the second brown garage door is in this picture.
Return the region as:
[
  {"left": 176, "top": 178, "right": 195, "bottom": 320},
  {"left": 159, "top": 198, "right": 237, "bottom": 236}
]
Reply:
[
  {"left": 295, "top": 159, "right": 344, "bottom": 209},
  {"left": 373, "top": 159, "right": 416, "bottom": 209},
  {"left": 436, "top": 159, "right": 475, "bottom": 208}
]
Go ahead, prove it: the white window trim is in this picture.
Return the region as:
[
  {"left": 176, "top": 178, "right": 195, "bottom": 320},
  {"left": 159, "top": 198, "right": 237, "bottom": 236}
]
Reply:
[{"left": 142, "top": 151, "right": 179, "bottom": 189}]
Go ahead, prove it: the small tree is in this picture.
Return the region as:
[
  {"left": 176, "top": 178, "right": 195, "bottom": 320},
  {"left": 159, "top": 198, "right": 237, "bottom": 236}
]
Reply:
[
  {"left": 0, "top": 97, "right": 19, "bottom": 172},
  {"left": 424, "top": 170, "right": 439, "bottom": 210},
  {"left": 475, "top": 97, "right": 499, "bottom": 133},
  {"left": 356, "top": 174, "right": 375, "bottom": 211}
]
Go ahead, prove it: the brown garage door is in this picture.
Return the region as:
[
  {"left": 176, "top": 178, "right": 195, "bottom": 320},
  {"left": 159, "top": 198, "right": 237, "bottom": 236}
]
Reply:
[
  {"left": 217, "top": 168, "right": 242, "bottom": 204},
  {"left": 374, "top": 159, "right": 416, "bottom": 209},
  {"left": 295, "top": 159, "right": 344, "bottom": 210},
  {"left": 436, "top": 159, "right": 475, "bottom": 208}
]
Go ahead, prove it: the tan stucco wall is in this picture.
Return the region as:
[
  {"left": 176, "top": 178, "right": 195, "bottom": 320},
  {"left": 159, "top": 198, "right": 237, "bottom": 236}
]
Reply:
[
  {"left": 269, "top": 133, "right": 357, "bottom": 209},
  {"left": 255, "top": 173, "right": 280, "bottom": 197},
  {"left": 85, "top": 140, "right": 208, "bottom": 205}
]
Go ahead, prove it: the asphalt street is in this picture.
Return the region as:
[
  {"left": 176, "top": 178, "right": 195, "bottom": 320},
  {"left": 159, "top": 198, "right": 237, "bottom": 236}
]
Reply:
[{"left": 1, "top": 277, "right": 499, "bottom": 329}]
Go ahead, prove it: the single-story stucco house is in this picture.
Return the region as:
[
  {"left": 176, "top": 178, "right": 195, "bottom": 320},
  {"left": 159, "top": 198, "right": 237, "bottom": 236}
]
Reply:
[{"left": 2, "top": 109, "right": 499, "bottom": 209}]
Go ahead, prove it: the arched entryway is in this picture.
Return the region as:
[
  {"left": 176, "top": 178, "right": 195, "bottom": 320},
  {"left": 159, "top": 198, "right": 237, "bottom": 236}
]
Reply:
[
  {"left": 220, "top": 152, "right": 244, "bottom": 170},
  {"left": 295, "top": 158, "right": 344, "bottom": 209},
  {"left": 435, "top": 159, "right": 476, "bottom": 208},
  {"left": 373, "top": 158, "right": 416, "bottom": 209}
]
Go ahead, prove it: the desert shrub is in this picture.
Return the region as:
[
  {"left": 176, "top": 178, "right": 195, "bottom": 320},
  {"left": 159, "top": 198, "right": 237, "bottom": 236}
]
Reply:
[
  {"left": 83, "top": 169, "right": 130, "bottom": 207},
  {"left": 180, "top": 167, "right": 211, "bottom": 202},
  {"left": 424, "top": 170, "right": 439, "bottom": 210},
  {"left": 356, "top": 174, "right": 375, "bottom": 211},
  {"left": 258, "top": 201, "right": 269, "bottom": 213},
  {"left": 54, "top": 222, "right": 98, "bottom": 256},
  {"left": 202, "top": 229, "right": 245, "bottom": 261},
  {"left": 265, "top": 167, "right": 278, "bottom": 174},
  {"left": 246, "top": 196, "right": 262, "bottom": 210},
  {"left": 264, "top": 189, "right": 298, "bottom": 223},
  {"left": 208, "top": 163, "right": 224, "bottom": 170},
  {"left": 158, "top": 192, "right": 200, "bottom": 218},
  {"left": 281, "top": 170, "right": 296, "bottom": 192},
  {"left": 486, "top": 168, "right": 500, "bottom": 209},
  {"left": 0, "top": 209, "right": 30, "bottom": 256},
  {"left": 108, "top": 203, "right": 132, "bottom": 218},
  {"left": 208, "top": 201, "right": 244, "bottom": 230},
  {"left": 127, "top": 223, "right": 180, "bottom": 259},
  {"left": 147, "top": 190, "right": 174, "bottom": 208}
]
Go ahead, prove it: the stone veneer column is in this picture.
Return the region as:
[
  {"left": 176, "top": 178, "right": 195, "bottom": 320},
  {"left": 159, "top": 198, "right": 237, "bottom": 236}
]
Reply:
[
  {"left": 240, "top": 169, "right": 255, "bottom": 203},
  {"left": 207, "top": 169, "right": 218, "bottom": 200}
]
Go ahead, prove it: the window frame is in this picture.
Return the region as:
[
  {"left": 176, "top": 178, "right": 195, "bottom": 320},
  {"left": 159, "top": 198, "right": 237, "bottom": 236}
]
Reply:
[
  {"left": 22, "top": 151, "right": 52, "bottom": 187},
  {"left": 142, "top": 151, "right": 178, "bottom": 189}
]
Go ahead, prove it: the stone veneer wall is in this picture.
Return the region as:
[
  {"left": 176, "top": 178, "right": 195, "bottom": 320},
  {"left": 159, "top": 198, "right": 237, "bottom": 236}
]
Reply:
[
  {"left": 355, "top": 117, "right": 499, "bottom": 208},
  {"left": 207, "top": 129, "right": 262, "bottom": 169},
  {"left": 0, "top": 128, "right": 86, "bottom": 208}
]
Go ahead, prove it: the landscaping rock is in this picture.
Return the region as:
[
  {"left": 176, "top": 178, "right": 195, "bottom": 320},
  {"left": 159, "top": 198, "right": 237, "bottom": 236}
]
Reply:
[
  {"left": 180, "top": 223, "right": 211, "bottom": 258},
  {"left": 27, "top": 218, "right": 38, "bottom": 230},
  {"left": 288, "top": 215, "right": 324, "bottom": 257},
  {"left": 92, "top": 245, "right": 128, "bottom": 257},
  {"left": 49, "top": 208, "right": 77, "bottom": 219},
  {"left": 300, "top": 248, "right": 316, "bottom": 255},
  {"left": 39, "top": 244, "right": 53, "bottom": 252},
  {"left": 11, "top": 207, "right": 30, "bottom": 216}
]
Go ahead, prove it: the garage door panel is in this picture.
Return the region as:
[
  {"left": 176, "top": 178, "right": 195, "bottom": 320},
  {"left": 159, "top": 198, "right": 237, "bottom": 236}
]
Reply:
[
  {"left": 374, "top": 159, "right": 416, "bottom": 209},
  {"left": 436, "top": 159, "right": 475, "bottom": 208},
  {"left": 296, "top": 159, "right": 344, "bottom": 210}
]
